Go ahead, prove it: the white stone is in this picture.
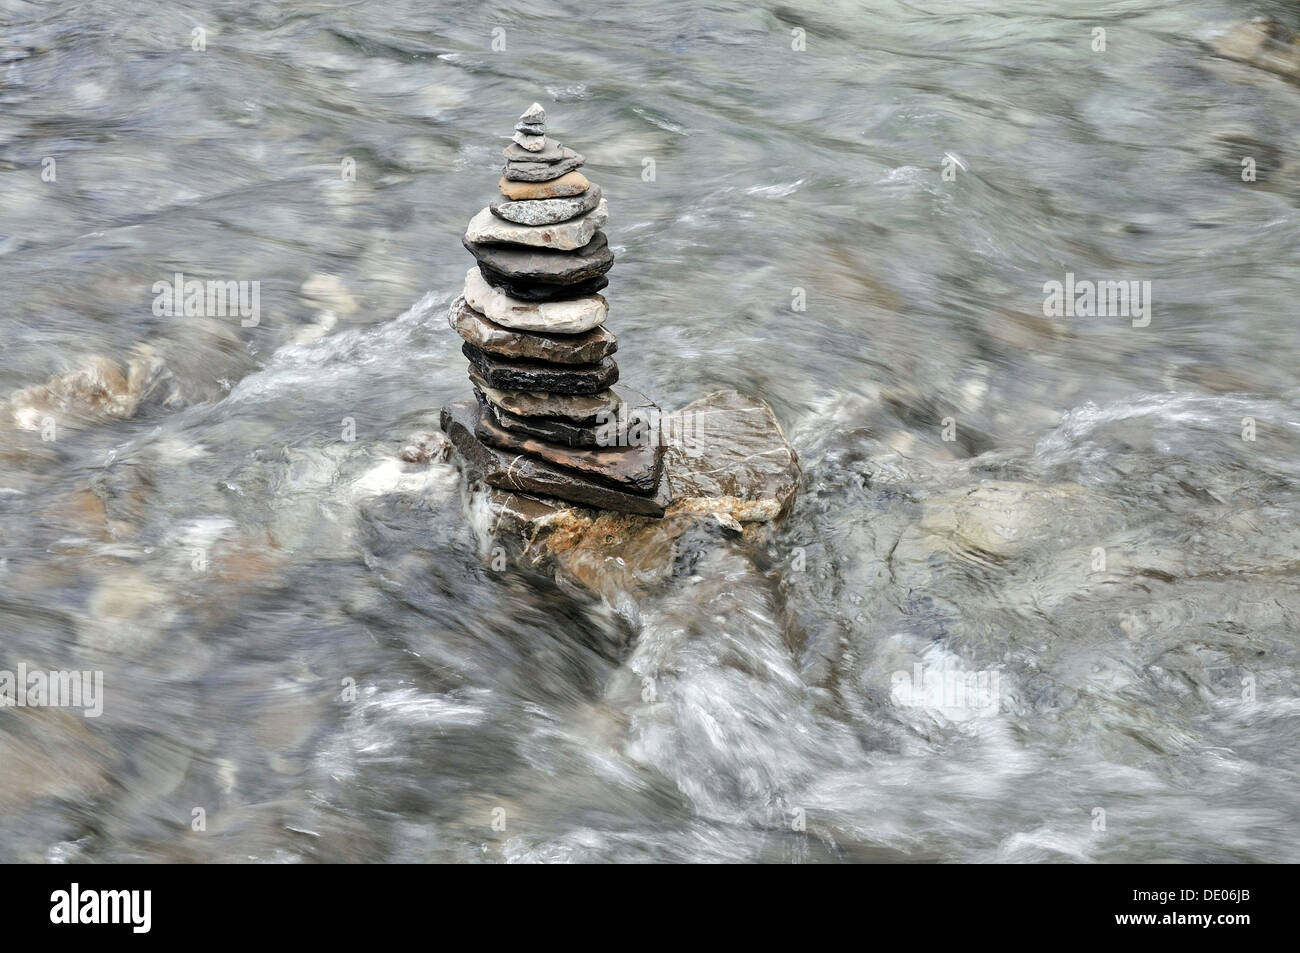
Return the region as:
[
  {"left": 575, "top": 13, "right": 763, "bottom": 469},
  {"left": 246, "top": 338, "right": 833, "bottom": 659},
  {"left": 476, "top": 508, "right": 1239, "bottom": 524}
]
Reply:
[
  {"left": 464, "top": 198, "right": 607, "bottom": 251},
  {"left": 462, "top": 267, "right": 607, "bottom": 333},
  {"left": 512, "top": 131, "right": 545, "bottom": 152}
]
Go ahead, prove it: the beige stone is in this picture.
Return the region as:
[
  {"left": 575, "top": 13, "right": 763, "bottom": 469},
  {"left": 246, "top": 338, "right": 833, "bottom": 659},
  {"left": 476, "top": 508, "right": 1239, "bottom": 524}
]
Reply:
[
  {"left": 462, "top": 266, "right": 606, "bottom": 333},
  {"left": 498, "top": 171, "right": 589, "bottom": 200}
]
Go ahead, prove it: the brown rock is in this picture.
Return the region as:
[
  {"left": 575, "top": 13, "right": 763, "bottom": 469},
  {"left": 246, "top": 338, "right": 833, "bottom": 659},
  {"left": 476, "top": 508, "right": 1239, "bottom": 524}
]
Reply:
[
  {"left": 448, "top": 391, "right": 802, "bottom": 600},
  {"left": 478, "top": 384, "right": 658, "bottom": 448},
  {"left": 440, "top": 401, "right": 670, "bottom": 517},
  {"left": 1213, "top": 17, "right": 1300, "bottom": 81},
  {"left": 474, "top": 401, "right": 664, "bottom": 493},
  {"left": 498, "top": 171, "right": 590, "bottom": 200}
]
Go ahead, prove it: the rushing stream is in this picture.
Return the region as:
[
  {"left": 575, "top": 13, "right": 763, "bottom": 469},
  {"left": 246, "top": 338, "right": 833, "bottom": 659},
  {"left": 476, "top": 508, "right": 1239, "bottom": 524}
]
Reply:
[{"left": 2, "top": 0, "right": 1299, "bottom": 862}]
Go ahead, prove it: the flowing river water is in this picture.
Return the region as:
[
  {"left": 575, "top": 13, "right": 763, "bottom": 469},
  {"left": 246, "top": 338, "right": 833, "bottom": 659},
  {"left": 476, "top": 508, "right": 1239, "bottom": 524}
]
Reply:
[{"left": 1, "top": 0, "right": 1299, "bottom": 862}]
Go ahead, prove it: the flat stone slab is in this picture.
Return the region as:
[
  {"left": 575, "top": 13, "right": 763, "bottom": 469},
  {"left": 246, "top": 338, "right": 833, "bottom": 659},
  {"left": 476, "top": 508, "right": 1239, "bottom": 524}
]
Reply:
[
  {"left": 498, "top": 171, "right": 589, "bottom": 200},
  {"left": 464, "top": 231, "right": 614, "bottom": 290},
  {"left": 462, "top": 342, "right": 618, "bottom": 395},
  {"left": 491, "top": 185, "right": 602, "bottom": 226},
  {"left": 503, "top": 148, "right": 585, "bottom": 182},
  {"left": 504, "top": 138, "right": 563, "bottom": 162},
  {"left": 474, "top": 400, "right": 664, "bottom": 493},
  {"left": 463, "top": 267, "right": 606, "bottom": 333},
  {"left": 479, "top": 383, "right": 655, "bottom": 447},
  {"left": 441, "top": 401, "right": 670, "bottom": 517},
  {"left": 469, "top": 367, "right": 620, "bottom": 423},
  {"left": 465, "top": 198, "right": 608, "bottom": 251},
  {"left": 442, "top": 391, "right": 802, "bottom": 600},
  {"left": 482, "top": 271, "right": 609, "bottom": 303},
  {"left": 450, "top": 297, "right": 616, "bottom": 364}
]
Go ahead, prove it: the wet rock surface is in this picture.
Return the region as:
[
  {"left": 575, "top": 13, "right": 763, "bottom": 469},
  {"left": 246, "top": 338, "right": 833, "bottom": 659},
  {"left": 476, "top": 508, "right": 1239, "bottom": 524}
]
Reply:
[
  {"left": 441, "top": 401, "right": 670, "bottom": 516},
  {"left": 450, "top": 297, "right": 617, "bottom": 364},
  {"left": 448, "top": 390, "right": 801, "bottom": 599},
  {"left": 461, "top": 342, "right": 618, "bottom": 395}
]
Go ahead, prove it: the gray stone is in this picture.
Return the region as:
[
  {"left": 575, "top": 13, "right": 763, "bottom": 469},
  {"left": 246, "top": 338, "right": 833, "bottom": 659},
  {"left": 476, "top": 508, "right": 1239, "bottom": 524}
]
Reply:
[
  {"left": 503, "top": 149, "right": 585, "bottom": 182},
  {"left": 463, "top": 231, "right": 614, "bottom": 290},
  {"left": 511, "top": 131, "right": 546, "bottom": 152},
  {"left": 480, "top": 383, "right": 656, "bottom": 447},
  {"left": 515, "top": 121, "right": 546, "bottom": 136},
  {"left": 469, "top": 367, "right": 620, "bottom": 422},
  {"left": 519, "top": 102, "right": 546, "bottom": 126},
  {"left": 479, "top": 391, "right": 604, "bottom": 446},
  {"left": 474, "top": 402, "right": 665, "bottom": 493},
  {"left": 464, "top": 198, "right": 607, "bottom": 251},
  {"left": 504, "top": 139, "right": 564, "bottom": 162},
  {"left": 491, "top": 185, "right": 602, "bottom": 226},
  {"left": 441, "top": 401, "right": 670, "bottom": 517},
  {"left": 450, "top": 297, "right": 616, "bottom": 364},
  {"left": 462, "top": 342, "right": 618, "bottom": 395}
]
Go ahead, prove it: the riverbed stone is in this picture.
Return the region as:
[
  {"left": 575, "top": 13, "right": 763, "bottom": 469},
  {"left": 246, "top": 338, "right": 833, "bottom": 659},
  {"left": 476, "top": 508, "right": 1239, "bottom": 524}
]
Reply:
[
  {"left": 450, "top": 297, "right": 616, "bottom": 364},
  {"left": 462, "top": 342, "right": 618, "bottom": 395},
  {"left": 518, "top": 102, "right": 545, "bottom": 126},
  {"left": 480, "top": 384, "right": 655, "bottom": 446},
  {"left": 474, "top": 401, "right": 664, "bottom": 493},
  {"left": 511, "top": 131, "right": 546, "bottom": 153},
  {"left": 448, "top": 391, "right": 802, "bottom": 599},
  {"left": 464, "top": 231, "right": 614, "bottom": 292},
  {"left": 1212, "top": 17, "right": 1300, "bottom": 82},
  {"left": 515, "top": 121, "right": 545, "bottom": 136},
  {"left": 465, "top": 198, "right": 608, "bottom": 251},
  {"left": 462, "top": 267, "right": 607, "bottom": 332},
  {"left": 441, "top": 401, "right": 670, "bottom": 517},
  {"left": 498, "top": 171, "right": 590, "bottom": 200},
  {"left": 504, "top": 138, "right": 563, "bottom": 162},
  {"left": 469, "top": 367, "right": 621, "bottom": 422},
  {"left": 491, "top": 185, "right": 602, "bottom": 226},
  {"left": 503, "top": 148, "right": 585, "bottom": 182},
  {"left": 479, "top": 393, "right": 602, "bottom": 446}
]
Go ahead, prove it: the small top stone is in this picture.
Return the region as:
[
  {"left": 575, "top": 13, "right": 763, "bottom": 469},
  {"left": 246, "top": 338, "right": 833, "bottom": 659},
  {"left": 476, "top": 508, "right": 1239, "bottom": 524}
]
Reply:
[{"left": 519, "top": 102, "right": 545, "bottom": 127}]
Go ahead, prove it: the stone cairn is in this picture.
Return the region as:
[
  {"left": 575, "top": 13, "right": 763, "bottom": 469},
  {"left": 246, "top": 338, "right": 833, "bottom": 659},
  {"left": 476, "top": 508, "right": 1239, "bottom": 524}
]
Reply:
[{"left": 440, "top": 103, "right": 672, "bottom": 517}]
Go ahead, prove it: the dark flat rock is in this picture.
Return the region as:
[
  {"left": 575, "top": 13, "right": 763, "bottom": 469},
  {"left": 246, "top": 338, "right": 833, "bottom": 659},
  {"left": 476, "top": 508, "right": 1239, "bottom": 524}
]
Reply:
[
  {"left": 441, "top": 401, "right": 670, "bottom": 517},
  {"left": 462, "top": 342, "right": 618, "bottom": 395},
  {"left": 478, "top": 383, "right": 659, "bottom": 448},
  {"left": 475, "top": 401, "right": 664, "bottom": 493},
  {"left": 479, "top": 390, "right": 604, "bottom": 446},
  {"left": 463, "top": 231, "right": 614, "bottom": 289},
  {"left": 480, "top": 270, "right": 609, "bottom": 303},
  {"left": 451, "top": 297, "right": 617, "bottom": 364},
  {"left": 469, "top": 367, "right": 620, "bottom": 422}
]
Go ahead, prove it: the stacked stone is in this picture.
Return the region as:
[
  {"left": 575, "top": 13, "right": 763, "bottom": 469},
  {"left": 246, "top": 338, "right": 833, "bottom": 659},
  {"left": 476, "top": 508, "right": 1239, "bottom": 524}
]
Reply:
[{"left": 440, "top": 104, "right": 672, "bottom": 517}]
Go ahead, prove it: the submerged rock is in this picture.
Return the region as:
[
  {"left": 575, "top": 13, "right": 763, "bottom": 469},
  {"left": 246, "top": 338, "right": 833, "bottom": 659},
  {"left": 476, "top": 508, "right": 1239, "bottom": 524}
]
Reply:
[
  {"left": 1212, "top": 17, "right": 1300, "bottom": 82},
  {"left": 5, "top": 354, "right": 152, "bottom": 431},
  {"left": 445, "top": 390, "right": 800, "bottom": 600}
]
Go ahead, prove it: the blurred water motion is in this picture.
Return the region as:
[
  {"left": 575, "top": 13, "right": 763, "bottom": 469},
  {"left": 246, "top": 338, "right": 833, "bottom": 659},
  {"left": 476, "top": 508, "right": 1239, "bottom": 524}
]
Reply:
[{"left": 1, "top": 0, "right": 1298, "bottom": 862}]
